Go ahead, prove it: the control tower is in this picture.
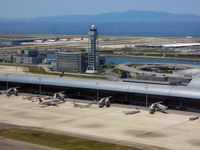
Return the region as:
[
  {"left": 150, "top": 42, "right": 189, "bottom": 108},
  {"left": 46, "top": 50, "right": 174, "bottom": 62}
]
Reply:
[{"left": 86, "top": 25, "right": 99, "bottom": 73}]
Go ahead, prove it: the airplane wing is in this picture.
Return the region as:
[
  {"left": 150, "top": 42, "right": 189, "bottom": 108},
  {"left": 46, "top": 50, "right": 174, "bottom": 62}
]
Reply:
[
  {"left": 12, "top": 86, "right": 20, "bottom": 89},
  {"left": 0, "top": 90, "right": 6, "bottom": 94},
  {"left": 152, "top": 101, "right": 162, "bottom": 105}
]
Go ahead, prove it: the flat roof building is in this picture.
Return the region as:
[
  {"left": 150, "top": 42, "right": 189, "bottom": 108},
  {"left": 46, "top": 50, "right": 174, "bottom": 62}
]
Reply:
[
  {"left": 17, "top": 48, "right": 38, "bottom": 57},
  {"left": 56, "top": 52, "right": 88, "bottom": 73},
  {"left": 14, "top": 48, "right": 43, "bottom": 64}
]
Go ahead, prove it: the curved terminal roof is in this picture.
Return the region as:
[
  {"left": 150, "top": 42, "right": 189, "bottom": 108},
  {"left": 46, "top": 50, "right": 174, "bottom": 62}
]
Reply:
[
  {"left": 162, "top": 43, "right": 200, "bottom": 48},
  {"left": 174, "top": 69, "right": 200, "bottom": 76},
  {"left": 187, "top": 74, "right": 200, "bottom": 89},
  {"left": 137, "top": 43, "right": 200, "bottom": 48},
  {"left": 0, "top": 73, "right": 200, "bottom": 99}
]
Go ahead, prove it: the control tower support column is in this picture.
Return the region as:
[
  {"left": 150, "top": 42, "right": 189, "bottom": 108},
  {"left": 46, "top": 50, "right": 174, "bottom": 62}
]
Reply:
[{"left": 86, "top": 25, "right": 99, "bottom": 73}]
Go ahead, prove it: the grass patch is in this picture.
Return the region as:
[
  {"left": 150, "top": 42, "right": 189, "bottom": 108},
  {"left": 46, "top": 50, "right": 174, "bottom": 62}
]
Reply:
[
  {"left": 100, "top": 50, "right": 114, "bottom": 55},
  {"left": 137, "top": 49, "right": 175, "bottom": 53},
  {"left": 99, "top": 48, "right": 200, "bottom": 60},
  {"left": 27, "top": 66, "right": 107, "bottom": 80},
  {"left": 28, "top": 66, "right": 46, "bottom": 74},
  {"left": 111, "top": 68, "right": 122, "bottom": 76},
  {"left": 0, "top": 129, "right": 140, "bottom": 150}
]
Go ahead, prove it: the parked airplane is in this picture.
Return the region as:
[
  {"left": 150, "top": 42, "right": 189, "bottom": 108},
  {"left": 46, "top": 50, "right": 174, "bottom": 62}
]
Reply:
[
  {"left": 73, "top": 96, "right": 111, "bottom": 108},
  {"left": 60, "top": 37, "right": 71, "bottom": 41},
  {"left": 39, "top": 98, "right": 59, "bottom": 106},
  {"left": 23, "top": 95, "right": 38, "bottom": 100},
  {"left": 60, "top": 39, "right": 68, "bottom": 41},
  {"left": 38, "top": 92, "right": 66, "bottom": 107},
  {"left": 34, "top": 40, "right": 43, "bottom": 43},
  {"left": 53, "top": 92, "right": 65, "bottom": 101},
  {"left": 47, "top": 39, "right": 55, "bottom": 42},
  {"left": 123, "top": 109, "right": 140, "bottom": 115},
  {"left": 73, "top": 37, "right": 84, "bottom": 41},
  {"left": 23, "top": 95, "right": 39, "bottom": 102},
  {"left": 73, "top": 101, "right": 94, "bottom": 108},
  {"left": 98, "top": 96, "right": 112, "bottom": 108},
  {"left": 149, "top": 102, "right": 168, "bottom": 114},
  {"left": 0, "top": 87, "right": 19, "bottom": 96}
]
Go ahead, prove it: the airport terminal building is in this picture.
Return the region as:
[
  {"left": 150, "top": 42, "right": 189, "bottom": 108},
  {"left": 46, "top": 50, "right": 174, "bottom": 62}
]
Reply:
[
  {"left": 0, "top": 73, "right": 200, "bottom": 112},
  {"left": 136, "top": 43, "right": 200, "bottom": 51}
]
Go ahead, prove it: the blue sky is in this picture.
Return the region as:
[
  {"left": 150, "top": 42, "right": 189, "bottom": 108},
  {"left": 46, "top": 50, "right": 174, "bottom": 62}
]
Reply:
[{"left": 0, "top": 0, "right": 200, "bottom": 18}]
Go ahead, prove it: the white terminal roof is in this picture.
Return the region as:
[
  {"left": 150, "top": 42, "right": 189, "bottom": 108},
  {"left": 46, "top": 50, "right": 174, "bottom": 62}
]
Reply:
[
  {"left": 140, "top": 43, "right": 200, "bottom": 48},
  {"left": 0, "top": 73, "right": 200, "bottom": 100},
  {"left": 187, "top": 74, "right": 200, "bottom": 89},
  {"left": 174, "top": 69, "right": 200, "bottom": 76},
  {"left": 161, "top": 43, "right": 200, "bottom": 48}
]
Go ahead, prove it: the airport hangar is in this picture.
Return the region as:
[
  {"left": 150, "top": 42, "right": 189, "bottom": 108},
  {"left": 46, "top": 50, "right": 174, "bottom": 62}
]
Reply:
[{"left": 0, "top": 73, "right": 200, "bottom": 111}]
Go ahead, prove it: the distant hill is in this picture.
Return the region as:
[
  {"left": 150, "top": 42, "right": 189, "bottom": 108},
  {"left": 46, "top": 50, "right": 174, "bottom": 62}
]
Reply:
[
  {"left": 0, "top": 10, "right": 200, "bottom": 36},
  {"left": 2, "top": 10, "right": 200, "bottom": 23}
]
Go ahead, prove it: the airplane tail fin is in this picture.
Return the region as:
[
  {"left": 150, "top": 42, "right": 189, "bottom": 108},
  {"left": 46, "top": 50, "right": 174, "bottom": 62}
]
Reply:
[{"left": 39, "top": 98, "right": 43, "bottom": 104}]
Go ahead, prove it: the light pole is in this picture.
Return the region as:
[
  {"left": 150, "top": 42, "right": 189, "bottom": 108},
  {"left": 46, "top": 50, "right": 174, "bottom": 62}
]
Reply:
[
  {"left": 145, "top": 86, "right": 148, "bottom": 109},
  {"left": 96, "top": 83, "right": 99, "bottom": 101},
  {"left": 39, "top": 77, "right": 41, "bottom": 95},
  {"left": 6, "top": 74, "right": 8, "bottom": 90}
]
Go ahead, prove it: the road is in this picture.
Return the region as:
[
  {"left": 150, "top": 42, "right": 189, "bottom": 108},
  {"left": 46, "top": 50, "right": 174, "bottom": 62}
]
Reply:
[
  {"left": 0, "top": 122, "right": 59, "bottom": 150},
  {"left": 0, "top": 136, "right": 59, "bottom": 150},
  {"left": 0, "top": 122, "right": 165, "bottom": 150}
]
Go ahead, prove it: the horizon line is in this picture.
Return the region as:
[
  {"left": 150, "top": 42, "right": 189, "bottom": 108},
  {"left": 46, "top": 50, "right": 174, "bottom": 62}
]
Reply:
[{"left": 1, "top": 9, "right": 200, "bottom": 20}]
